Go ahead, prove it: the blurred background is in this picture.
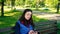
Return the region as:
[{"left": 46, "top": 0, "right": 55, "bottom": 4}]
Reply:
[{"left": 0, "top": 0, "right": 60, "bottom": 34}]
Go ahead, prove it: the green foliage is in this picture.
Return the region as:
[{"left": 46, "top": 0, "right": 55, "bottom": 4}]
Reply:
[
  {"left": 44, "top": 0, "right": 58, "bottom": 8},
  {"left": 0, "top": 0, "right": 1, "bottom": 1},
  {"left": 3, "top": 0, "right": 58, "bottom": 8}
]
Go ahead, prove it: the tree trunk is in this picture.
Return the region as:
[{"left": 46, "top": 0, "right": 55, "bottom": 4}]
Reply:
[
  {"left": 11, "top": 0, "right": 15, "bottom": 10},
  {"left": 1, "top": 0, "right": 4, "bottom": 16},
  {"left": 56, "top": 3, "right": 59, "bottom": 13},
  {"left": 56, "top": 0, "right": 60, "bottom": 13}
]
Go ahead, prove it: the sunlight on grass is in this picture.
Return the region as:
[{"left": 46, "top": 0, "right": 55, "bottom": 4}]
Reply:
[
  {"left": 4, "top": 12, "right": 17, "bottom": 16},
  {"left": 4, "top": 9, "right": 11, "bottom": 11},
  {"left": 0, "top": 9, "right": 23, "bottom": 28},
  {"left": 0, "top": 22, "right": 3, "bottom": 24},
  {"left": 4, "top": 13, "right": 16, "bottom": 16},
  {"left": 10, "top": 24, "right": 15, "bottom": 26}
]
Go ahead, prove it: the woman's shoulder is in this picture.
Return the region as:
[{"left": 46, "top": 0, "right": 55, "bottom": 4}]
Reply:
[
  {"left": 17, "top": 20, "right": 21, "bottom": 23},
  {"left": 16, "top": 20, "right": 21, "bottom": 24}
]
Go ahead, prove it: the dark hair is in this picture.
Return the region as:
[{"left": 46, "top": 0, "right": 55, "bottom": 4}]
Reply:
[{"left": 19, "top": 9, "right": 34, "bottom": 27}]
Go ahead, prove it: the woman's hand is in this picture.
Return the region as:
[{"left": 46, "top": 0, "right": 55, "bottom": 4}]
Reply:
[
  {"left": 28, "top": 30, "right": 34, "bottom": 34},
  {"left": 28, "top": 30, "right": 38, "bottom": 34},
  {"left": 34, "top": 31, "right": 38, "bottom": 34}
]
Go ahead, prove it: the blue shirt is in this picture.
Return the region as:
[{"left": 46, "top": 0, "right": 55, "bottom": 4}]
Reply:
[{"left": 15, "top": 21, "right": 34, "bottom": 34}]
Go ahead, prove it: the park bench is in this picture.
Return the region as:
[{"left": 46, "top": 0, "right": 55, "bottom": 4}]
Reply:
[
  {"left": 34, "top": 20, "right": 57, "bottom": 34},
  {"left": 0, "top": 20, "right": 57, "bottom": 34}
]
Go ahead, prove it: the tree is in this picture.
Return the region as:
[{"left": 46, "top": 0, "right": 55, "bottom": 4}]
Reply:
[
  {"left": 5, "top": 0, "right": 10, "bottom": 6},
  {"left": 56, "top": 0, "right": 60, "bottom": 13},
  {"left": 11, "top": 0, "right": 15, "bottom": 9},
  {"left": 44, "top": 0, "right": 58, "bottom": 8},
  {"left": 39, "top": 0, "right": 45, "bottom": 7},
  {"left": 1, "top": 0, "right": 4, "bottom": 16}
]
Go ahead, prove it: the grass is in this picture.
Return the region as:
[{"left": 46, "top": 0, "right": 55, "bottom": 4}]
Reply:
[
  {"left": 0, "top": 9, "right": 23, "bottom": 28},
  {"left": 32, "top": 15, "right": 48, "bottom": 22}
]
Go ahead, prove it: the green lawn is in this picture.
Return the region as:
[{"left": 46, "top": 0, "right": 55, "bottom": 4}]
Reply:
[{"left": 0, "top": 9, "right": 23, "bottom": 28}]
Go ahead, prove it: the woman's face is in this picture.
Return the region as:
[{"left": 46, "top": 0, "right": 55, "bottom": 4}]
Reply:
[{"left": 25, "top": 11, "right": 32, "bottom": 20}]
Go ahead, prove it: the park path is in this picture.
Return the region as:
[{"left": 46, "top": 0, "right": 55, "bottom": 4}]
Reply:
[{"left": 33, "top": 11, "right": 60, "bottom": 20}]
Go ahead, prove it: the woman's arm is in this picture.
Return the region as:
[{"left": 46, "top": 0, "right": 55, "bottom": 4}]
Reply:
[{"left": 15, "top": 22, "right": 20, "bottom": 34}]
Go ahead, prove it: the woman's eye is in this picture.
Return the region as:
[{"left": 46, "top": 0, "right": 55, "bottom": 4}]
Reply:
[
  {"left": 27, "top": 14, "right": 31, "bottom": 16},
  {"left": 27, "top": 14, "right": 29, "bottom": 15}
]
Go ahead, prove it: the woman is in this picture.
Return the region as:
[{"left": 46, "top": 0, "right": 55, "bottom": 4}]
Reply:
[{"left": 15, "top": 9, "right": 38, "bottom": 34}]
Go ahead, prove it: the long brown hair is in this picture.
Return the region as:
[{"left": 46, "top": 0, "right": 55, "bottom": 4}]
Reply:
[{"left": 19, "top": 9, "right": 34, "bottom": 27}]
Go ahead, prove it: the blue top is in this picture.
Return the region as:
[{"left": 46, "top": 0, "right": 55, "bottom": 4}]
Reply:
[{"left": 15, "top": 20, "right": 34, "bottom": 34}]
